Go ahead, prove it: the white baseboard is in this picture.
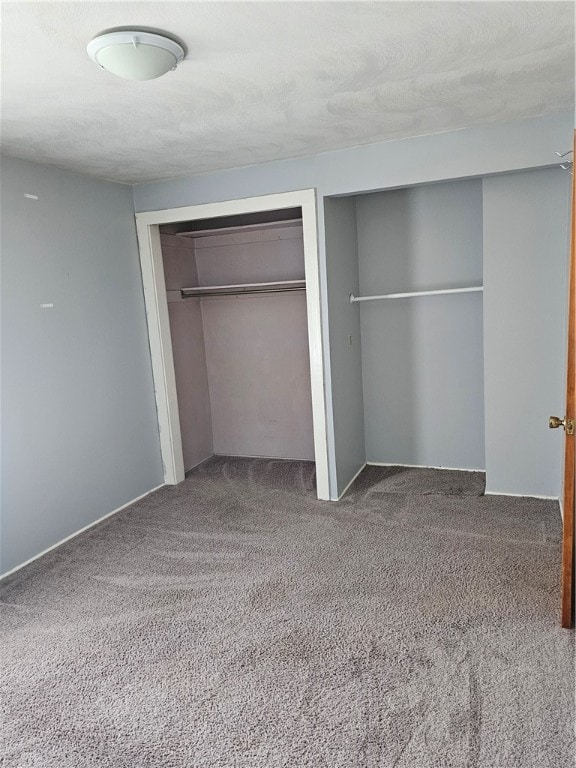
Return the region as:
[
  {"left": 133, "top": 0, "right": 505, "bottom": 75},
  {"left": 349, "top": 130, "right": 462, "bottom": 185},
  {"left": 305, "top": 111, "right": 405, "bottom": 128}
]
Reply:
[
  {"left": 484, "top": 491, "right": 559, "bottom": 501},
  {"left": 0, "top": 483, "right": 165, "bottom": 581},
  {"left": 367, "top": 461, "right": 484, "bottom": 473},
  {"left": 337, "top": 462, "right": 367, "bottom": 500}
]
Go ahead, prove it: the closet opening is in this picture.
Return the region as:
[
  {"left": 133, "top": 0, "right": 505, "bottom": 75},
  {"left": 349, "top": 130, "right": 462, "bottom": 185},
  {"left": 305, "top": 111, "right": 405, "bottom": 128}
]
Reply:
[
  {"left": 355, "top": 178, "right": 486, "bottom": 473},
  {"left": 324, "top": 177, "right": 486, "bottom": 500},
  {"left": 135, "top": 190, "right": 330, "bottom": 500}
]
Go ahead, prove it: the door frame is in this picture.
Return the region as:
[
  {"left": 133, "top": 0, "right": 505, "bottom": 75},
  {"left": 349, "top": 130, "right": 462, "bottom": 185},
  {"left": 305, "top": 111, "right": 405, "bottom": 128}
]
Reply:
[
  {"left": 134, "top": 189, "right": 331, "bottom": 500},
  {"left": 561, "top": 132, "right": 576, "bottom": 628}
]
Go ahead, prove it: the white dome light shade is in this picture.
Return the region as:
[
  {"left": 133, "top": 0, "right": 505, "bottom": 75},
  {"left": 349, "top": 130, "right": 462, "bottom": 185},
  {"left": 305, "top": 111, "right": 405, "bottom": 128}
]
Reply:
[{"left": 87, "top": 31, "right": 184, "bottom": 81}]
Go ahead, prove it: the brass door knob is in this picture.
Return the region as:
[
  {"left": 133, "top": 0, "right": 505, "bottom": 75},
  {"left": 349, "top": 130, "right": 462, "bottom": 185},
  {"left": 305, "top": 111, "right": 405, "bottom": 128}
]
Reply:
[
  {"left": 549, "top": 416, "right": 575, "bottom": 434},
  {"left": 549, "top": 416, "right": 565, "bottom": 429}
]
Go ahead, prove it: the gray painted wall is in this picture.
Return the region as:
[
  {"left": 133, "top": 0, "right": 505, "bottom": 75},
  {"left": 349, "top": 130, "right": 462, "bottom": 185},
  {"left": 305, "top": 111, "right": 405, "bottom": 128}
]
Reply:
[
  {"left": 133, "top": 113, "right": 572, "bottom": 212},
  {"left": 356, "top": 180, "right": 485, "bottom": 470},
  {"left": 1, "top": 155, "right": 163, "bottom": 575},
  {"left": 323, "top": 197, "right": 365, "bottom": 495},
  {"left": 133, "top": 112, "right": 573, "bottom": 499},
  {"left": 483, "top": 168, "right": 571, "bottom": 497}
]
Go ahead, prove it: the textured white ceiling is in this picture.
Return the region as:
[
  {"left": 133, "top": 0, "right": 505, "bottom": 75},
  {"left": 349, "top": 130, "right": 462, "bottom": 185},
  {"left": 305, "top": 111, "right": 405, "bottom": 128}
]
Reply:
[{"left": 1, "top": 2, "right": 574, "bottom": 183}]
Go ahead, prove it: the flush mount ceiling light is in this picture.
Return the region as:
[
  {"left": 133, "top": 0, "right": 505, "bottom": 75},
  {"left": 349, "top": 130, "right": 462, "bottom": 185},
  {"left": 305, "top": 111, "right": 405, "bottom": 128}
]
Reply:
[{"left": 87, "top": 30, "right": 185, "bottom": 81}]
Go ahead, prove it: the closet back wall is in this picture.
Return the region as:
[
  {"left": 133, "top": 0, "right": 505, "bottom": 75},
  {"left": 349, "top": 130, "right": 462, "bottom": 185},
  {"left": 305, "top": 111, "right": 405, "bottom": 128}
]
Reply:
[
  {"left": 356, "top": 179, "right": 485, "bottom": 470},
  {"left": 197, "top": 225, "right": 314, "bottom": 460},
  {"left": 163, "top": 224, "right": 315, "bottom": 465}
]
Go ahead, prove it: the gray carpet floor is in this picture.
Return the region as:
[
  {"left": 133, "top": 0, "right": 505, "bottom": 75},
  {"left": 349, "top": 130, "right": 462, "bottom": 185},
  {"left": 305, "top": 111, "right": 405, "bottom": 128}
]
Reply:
[{"left": 1, "top": 458, "right": 574, "bottom": 767}]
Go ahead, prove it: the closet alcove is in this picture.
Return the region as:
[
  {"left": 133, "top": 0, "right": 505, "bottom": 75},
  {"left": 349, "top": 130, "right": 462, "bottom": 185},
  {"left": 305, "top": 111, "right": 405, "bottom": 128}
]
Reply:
[
  {"left": 354, "top": 178, "right": 486, "bottom": 471},
  {"left": 325, "top": 167, "right": 570, "bottom": 498},
  {"left": 159, "top": 207, "right": 316, "bottom": 474}
]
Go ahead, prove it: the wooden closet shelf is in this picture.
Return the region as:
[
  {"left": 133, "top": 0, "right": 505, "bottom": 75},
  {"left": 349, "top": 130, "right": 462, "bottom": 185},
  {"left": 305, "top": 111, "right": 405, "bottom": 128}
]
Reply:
[
  {"left": 180, "top": 279, "right": 306, "bottom": 299},
  {"left": 177, "top": 219, "right": 303, "bottom": 239}
]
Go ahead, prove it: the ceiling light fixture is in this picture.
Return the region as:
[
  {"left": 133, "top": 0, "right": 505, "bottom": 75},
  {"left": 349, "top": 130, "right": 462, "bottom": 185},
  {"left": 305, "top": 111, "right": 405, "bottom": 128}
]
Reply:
[{"left": 87, "top": 30, "right": 185, "bottom": 81}]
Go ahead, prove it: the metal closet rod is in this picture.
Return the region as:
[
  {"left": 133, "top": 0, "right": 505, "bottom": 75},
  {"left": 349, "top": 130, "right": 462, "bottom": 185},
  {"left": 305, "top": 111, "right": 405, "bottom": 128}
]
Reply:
[
  {"left": 182, "top": 286, "right": 306, "bottom": 298},
  {"left": 180, "top": 280, "right": 306, "bottom": 299},
  {"left": 350, "top": 286, "right": 484, "bottom": 303}
]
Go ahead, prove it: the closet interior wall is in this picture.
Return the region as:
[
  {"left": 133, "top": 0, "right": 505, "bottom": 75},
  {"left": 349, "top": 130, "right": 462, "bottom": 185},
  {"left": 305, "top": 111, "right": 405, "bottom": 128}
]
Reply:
[
  {"left": 356, "top": 178, "right": 485, "bottom": 471},
  {"left": 162, "top": 234, "right": 213, "bottom": 472},
  {"left": 160, "top": 218, "right": 315, "bottom": 472}
]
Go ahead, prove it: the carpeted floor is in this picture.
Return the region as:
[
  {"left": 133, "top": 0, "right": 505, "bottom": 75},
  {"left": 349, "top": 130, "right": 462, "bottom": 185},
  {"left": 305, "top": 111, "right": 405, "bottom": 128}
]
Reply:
[{"left": 1, "top": 458, "right": 574, "bottom": 767}]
